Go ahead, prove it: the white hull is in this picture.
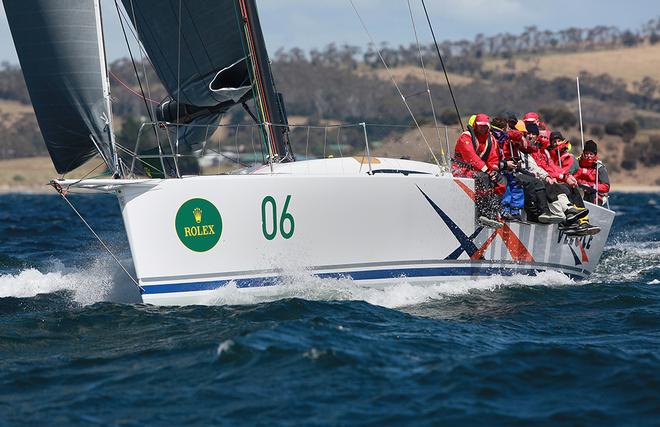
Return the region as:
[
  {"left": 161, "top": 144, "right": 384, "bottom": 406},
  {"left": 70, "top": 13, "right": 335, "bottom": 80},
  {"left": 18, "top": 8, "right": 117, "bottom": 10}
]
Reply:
[{"left": 63, "top": 158, "right": 615, "bottom": 306}]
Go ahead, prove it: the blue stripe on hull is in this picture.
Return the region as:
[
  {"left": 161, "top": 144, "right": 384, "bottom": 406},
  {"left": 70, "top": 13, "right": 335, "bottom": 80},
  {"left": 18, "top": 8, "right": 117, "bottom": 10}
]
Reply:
[{"left": 142, "top": 266, "right": 585, "bottom": 295}]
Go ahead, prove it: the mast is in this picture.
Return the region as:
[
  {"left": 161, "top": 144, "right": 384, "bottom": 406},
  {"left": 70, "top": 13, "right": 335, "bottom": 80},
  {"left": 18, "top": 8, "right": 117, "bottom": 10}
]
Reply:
[
  {"left": 95, "top": 0, "right": 121, "bottom": 176},
  {"left": 577, "top": 76, "right": 585, "bottom": 151},
  {"left": 238, "top": 0, "right": 294, "bottom": 162}
]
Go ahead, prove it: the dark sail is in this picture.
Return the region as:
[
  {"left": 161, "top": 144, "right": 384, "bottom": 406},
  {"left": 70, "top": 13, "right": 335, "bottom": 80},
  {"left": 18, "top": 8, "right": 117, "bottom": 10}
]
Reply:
[
  {"left": 237, "top": 0, "right": 293, "bottom": 161},
  {"left": 122, "top": 0, "right": 292, "bottom": 160},
  {"left": 3, "top": 0, "right": 116, "bottom": 174}
]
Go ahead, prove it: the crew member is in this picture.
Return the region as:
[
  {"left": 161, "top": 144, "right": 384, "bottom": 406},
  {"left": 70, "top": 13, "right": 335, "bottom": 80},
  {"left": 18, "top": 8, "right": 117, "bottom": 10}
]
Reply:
[
  {"left": 501, "top": 122, "right": 565, "bottom": 224},
  {"left": 548, "top": 131, "right": 578, "bottom": 182},
  {"left": 574, "top": 140, "right": 610, "bottom": 204},
  {"left": 492, "top": 117, "right": 524, "bottom": 221},
  {"left": 452, "top": 114, "right": 503, "bottom": 227},
  {"left": 526, "top": 123, "right": 599, "bottom": 235}
]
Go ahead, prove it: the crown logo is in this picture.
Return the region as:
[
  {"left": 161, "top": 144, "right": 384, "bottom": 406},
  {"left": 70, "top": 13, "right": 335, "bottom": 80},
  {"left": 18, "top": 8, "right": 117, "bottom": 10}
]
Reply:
[{"left": 193, "top": 207, "right": 202, "bottom": 224}]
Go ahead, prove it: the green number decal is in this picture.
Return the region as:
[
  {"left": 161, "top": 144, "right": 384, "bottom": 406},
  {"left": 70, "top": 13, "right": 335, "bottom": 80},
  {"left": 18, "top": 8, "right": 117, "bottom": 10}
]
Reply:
[
  {"left": 261, "top": 196, "right": 277, "bottom": 240},
  {"left": 280, "top": 195, "right": 295, "bottom": 239},
  {"left": 261, "top": 195, "right": 295, "bottom": 240}
]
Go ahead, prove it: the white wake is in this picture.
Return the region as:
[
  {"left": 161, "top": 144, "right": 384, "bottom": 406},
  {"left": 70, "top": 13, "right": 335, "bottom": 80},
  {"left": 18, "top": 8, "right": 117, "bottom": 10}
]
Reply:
[
  {"left": 7, "top": 244, "right": 655, "bottom": 309},
  {"left": 203, "top": 269, "right": 575, "bottom": 309},
  {"left": 0, "top": 258, "right": 141, "bottom": 305}
]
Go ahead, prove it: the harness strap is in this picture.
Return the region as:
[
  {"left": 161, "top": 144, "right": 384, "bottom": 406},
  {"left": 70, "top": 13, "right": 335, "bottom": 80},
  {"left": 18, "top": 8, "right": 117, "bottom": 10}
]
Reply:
[{"left": 466, "top": 129, "right": 493, "bottom": 163}]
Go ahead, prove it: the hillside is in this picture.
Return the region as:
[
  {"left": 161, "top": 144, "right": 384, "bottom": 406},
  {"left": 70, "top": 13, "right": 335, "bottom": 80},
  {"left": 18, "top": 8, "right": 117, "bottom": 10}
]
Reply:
[
  {"left": 0, "top": 156, "right": 111, "bottom": 193},
  {"left": 0, "top": 19, "right": 659, "bottom": 191},
  {"left": 483, "top": 44, "right": 660, "bottom": 88}
]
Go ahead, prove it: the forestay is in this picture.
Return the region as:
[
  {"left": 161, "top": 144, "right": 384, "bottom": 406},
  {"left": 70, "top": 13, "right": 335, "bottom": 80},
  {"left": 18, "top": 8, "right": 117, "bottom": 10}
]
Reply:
[{"left": 3, "top": 0, "right": 116, "bottom": 174}]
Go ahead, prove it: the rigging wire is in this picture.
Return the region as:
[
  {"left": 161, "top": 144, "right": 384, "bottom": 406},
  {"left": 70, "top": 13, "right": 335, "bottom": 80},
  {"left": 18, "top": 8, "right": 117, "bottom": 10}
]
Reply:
[
  {"left": 61, "top": 161, "right": 108, "bottom": 191},
  {"left": 420, "top": 0, "right": 464, "bottom": 131},
  {"left": 50, "top": 182, "right": 144, "bottom": 294},
  {"left": 109, "top": 71, "right": 159, "bottom": 104},
  {"left": 347, "top": 0, "right": 441, "bottom": 171},
  {"left": 407, "top": 0, "right": 446, "bottom": 167},
  {"left": 113, "top": 0, "right": 155, "bottom": 121},
  {"left": 174, "top": 0, "right": 182, "bottom": 177},
  {"left": 122, "top": 0, "right": 168, "bottom": 174},
  {"left": 127, "top": 0, "right": 158, "bottom": 124},
  {"left": 116, "top": 1, "right": 157, "bottom": 71},
  {"left": 113, "top": 142, "right": 166, "bottom": 176},
  {"left": 237, "top": 0, "right": 277, "bottom": 161}
]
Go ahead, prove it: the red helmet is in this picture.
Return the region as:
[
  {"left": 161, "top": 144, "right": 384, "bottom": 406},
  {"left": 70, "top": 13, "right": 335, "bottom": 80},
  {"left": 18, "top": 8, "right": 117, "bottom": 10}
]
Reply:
[
  {"left": 474, "top": 113, "right": 490, "bottom": 126},
  {"left": 523, "top": 112, "right": 540, "bottom": 123}
]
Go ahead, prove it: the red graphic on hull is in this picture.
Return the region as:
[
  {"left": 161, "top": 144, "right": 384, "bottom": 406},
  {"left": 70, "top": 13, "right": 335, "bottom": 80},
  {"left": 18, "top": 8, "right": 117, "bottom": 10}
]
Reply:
[
  {"left": 579, "top": 241, "right": 589, "bottom": 263},
  {"left": 454, "top": 179, "right": 534, "bottom": 263}
]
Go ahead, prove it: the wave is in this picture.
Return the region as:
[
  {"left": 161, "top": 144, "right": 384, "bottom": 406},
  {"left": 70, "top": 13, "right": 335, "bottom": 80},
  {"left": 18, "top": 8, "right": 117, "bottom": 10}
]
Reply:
[
  {"left": 202, "top": 269, "right": 576, "bottom": 309},
  {"left": 592, "top": 240, "right": 660, "bottom": 284},
  {"left": 0, "top": 257, "right": 141, "bottom": 306},
  {"left": 1, "top": 239, "right": 655, "bottom": 309},
  {"left": 0, "top": 262, "right": 574, "bottom": 309}
]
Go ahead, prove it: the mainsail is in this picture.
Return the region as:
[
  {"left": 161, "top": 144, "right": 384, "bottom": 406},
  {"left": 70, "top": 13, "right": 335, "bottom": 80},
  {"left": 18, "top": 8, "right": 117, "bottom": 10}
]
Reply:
[
  {"left": 121, "top": 0, "right": 293, "bottom": 161},
  {"left": 3, "top": 0, "right": 117, "bottom": 174}
]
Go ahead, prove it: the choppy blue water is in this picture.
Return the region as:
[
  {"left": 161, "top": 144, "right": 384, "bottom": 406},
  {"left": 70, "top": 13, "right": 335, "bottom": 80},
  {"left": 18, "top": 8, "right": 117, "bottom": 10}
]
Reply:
[{"left": 0, "top": 192, "right": 658, "bottom": 426}]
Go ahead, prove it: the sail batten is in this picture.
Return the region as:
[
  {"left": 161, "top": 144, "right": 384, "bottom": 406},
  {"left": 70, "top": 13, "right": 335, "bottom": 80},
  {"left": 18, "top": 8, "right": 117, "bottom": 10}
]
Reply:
[{"left": 3, "top": 0, "right": 116, "bottom": 174}]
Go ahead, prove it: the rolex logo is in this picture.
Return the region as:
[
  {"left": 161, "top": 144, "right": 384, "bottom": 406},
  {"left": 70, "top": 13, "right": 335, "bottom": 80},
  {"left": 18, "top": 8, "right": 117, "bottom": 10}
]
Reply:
[
  {"left": 176, "top": 198, "right": 222, "bottom": 252},
  {"left": 193, "top": 207, "right": 202, "bottom": 224}
]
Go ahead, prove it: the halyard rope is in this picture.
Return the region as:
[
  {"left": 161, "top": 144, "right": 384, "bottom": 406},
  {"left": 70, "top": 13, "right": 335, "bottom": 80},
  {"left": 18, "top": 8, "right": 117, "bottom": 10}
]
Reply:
[
  {"left": 407, "top": 0, "right": 447, "bottom": 166},
  {"left": 420, "top": 0, "right": 464, "bottom": 130},
  {"left": 347, "top": 0, "right": 442, "bottom": 171}
]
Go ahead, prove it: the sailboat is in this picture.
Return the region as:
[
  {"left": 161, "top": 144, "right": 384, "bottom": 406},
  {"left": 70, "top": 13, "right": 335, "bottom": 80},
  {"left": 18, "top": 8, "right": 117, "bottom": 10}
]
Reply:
[{"left": 4, "top": 0, "right": 615, "bottom": 306}]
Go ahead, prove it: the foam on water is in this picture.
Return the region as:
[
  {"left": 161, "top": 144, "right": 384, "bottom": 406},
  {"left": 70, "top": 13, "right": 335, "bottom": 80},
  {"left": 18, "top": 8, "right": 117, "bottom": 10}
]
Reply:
[
  {"left": 0, "top": 257, "right": 141, "bottom": 305},
  {"left": 202, "top": 269, "right": 575, "bottom": 309},
  {"left": 1, "top": 234, "right": 655, "bottom": 309},
  {"left": 591, "top": 240, "right": 660, "bottom": 283}
]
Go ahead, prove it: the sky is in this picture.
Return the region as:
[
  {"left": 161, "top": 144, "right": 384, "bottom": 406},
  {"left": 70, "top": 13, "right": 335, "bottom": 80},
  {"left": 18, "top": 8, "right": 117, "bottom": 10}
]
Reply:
[{"left": 0, "top": 0, "right": 657, "bottom": 64}]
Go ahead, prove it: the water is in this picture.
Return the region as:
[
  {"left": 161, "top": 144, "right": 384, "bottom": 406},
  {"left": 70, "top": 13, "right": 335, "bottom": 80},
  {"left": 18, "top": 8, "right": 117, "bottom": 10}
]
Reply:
[{"left": 0, "top": 192, "right": 658, "bottom": 426}]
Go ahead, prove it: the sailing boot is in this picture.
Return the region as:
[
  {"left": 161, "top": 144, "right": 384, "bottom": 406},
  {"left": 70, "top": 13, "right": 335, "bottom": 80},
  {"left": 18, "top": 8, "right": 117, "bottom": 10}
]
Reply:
[
  {"left": 564, "top": 206, "right": 589, "bottom": 224},
  {"left": 538, "top": 209, "right": 565, "bottom": 224},
  {"left": 565, "top": 217, "right": 601, "bottom": 236},
  {"left": 479, "top": 216, "right": 504, "bottom": 229},
  {"left": 536, "top": 190, "right": 564, "bottom": 224}
]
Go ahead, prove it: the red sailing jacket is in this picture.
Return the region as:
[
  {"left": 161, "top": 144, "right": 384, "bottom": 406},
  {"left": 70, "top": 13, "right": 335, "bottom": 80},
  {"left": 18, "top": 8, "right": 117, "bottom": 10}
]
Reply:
[
  {"left": 530, "top": 147, "right": 563, "bottom": 179},
  {"left": 549, "top": 148, "right": 576, "bottom": 181},
  {"left": 500, "top": 130, "right": 526, "bottom": 159},
  {"left": 452, "top": 129, "right": 499, "bottom": 177},
  {"left": 574, "top": 157, "right": 610, "bottom": 194}
]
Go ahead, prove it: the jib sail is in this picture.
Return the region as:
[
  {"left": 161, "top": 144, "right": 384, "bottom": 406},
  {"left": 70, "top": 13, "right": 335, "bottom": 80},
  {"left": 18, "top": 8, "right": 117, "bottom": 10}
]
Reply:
[{"left": 3, "top": 0, "right": 118, "bottom": 174}]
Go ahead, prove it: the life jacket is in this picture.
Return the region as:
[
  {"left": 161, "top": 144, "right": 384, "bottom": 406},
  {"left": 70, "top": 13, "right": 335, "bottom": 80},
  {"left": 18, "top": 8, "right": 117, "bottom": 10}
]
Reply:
[
  {"left": 575, "top": 155, "right": 610, "bottom": 202},
  {"left": 467, "top": 126, "right": 494, "bottom": 164},
  {"left": 551, "top": 149, "right": 575, "bottom": 172}
]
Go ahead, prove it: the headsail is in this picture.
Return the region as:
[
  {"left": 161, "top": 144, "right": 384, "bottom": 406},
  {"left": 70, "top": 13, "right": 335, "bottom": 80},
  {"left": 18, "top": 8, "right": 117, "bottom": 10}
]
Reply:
[
  {"left": 121, "top": 0, "right": 293, "bottom": 161},
  {"left": 3, "top": 0, "right": 117, "bottom": 174}
]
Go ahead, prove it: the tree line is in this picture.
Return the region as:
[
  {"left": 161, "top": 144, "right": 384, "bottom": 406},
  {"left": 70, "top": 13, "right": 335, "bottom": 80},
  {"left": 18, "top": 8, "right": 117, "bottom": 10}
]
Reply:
[
  {"left": 277, "top": 16, "right": 660, "bottom": 74},
  {"left": 0, "top": 18, "right": 659, "bottom": 171}
]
